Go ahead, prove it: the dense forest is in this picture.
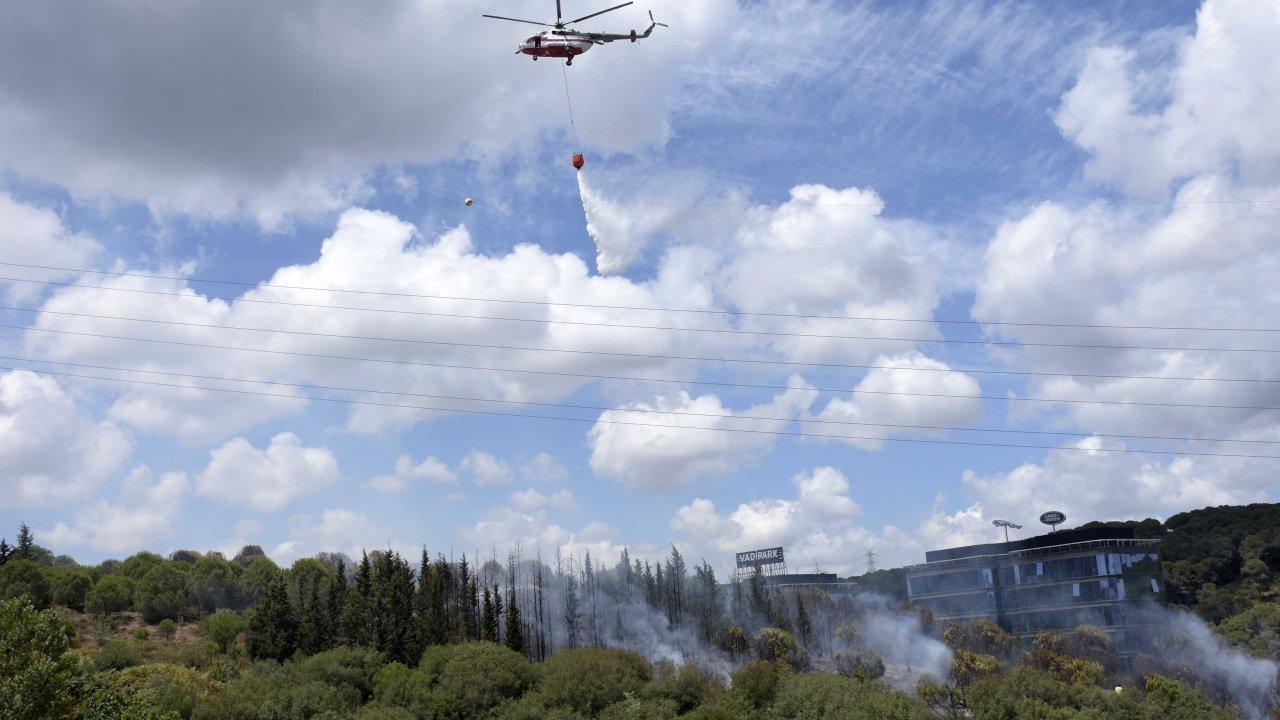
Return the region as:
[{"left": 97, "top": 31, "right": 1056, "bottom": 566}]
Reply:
[{"left": 2, "top": 502, "right": 1279, "bottom": 719}]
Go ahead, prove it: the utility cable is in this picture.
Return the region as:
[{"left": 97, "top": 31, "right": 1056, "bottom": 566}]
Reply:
[
  {"left": 6, "top": 304, "right": 1280, "bottom": 384},
  {"left": 3, "top": 276, "right": 1279, "bottom": 353},
  {"left": 3, "top": 353, "right": 1276, "bottom": 446},
  {"left": 3, "top": 362, "right": 1276, "bottom": 460},
  {"left": 10, "top": 322, "right": 1280, "bottom": 410},
  {"left": 5, "top": 261, "right": 1280, "bottom": 333}
]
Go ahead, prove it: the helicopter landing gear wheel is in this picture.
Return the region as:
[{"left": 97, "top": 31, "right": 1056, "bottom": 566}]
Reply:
[{"left": 566, "top": 56, "right": 573, "bottom": 66}]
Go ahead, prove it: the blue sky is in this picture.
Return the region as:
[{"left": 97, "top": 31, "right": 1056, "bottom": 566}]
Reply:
[{"left": 2, "top": 0, "right": 1277, "bottom": 574}]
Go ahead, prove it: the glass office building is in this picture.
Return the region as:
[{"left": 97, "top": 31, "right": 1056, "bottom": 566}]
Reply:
[{"left": 904, "top": 527, "right": 1164, "bottom": 651}]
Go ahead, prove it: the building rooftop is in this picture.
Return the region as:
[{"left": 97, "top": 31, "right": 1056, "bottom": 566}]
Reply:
[{"left": 921, "top": 526, "right": 1139, "bottom": 563}]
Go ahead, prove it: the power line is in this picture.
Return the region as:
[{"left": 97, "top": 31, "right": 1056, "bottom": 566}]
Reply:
[
  {"left": 8, "top": 304, "right": 1280, "bottom": 384},
  {"left": 4, "top": 353, "right": 1276, "bottom": 445},
  {"left": 10, "top": 322, "right": 1280, "bottom": 410},
  {"left": 5, "top": 260, "right": 1280, "bottom": 333},
  {"left": 3, "top": 276, "right": 1280, "bottom": 353},
  {"left": 3, "top": 362, "right": 1276, "bottom": 460}
]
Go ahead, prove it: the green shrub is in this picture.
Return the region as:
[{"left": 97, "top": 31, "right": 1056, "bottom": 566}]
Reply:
[
  {"left": 754, "top": 628, "right": 809, "bottom": 671},
  {"left": 0, "top": 559, "right": 51, "bottom": 608},
  {"left": 372, "top": 662, "right": 433, "bottom": 714},
  {"left": 133, "top": 627, "right": 151, "bottom": 641},
  {"left": 191, "top": 663, "right": 348, "bottom": 720},
  {"left": 299, "top": 646, "right": 386, "bottom": 705},
  {"left": 138, "top": 564, "right": 192, "bottom": 624},
  {"left": 117, "top": 663, "right": 219, "bottom": 719},
  {"left": 539, "top": 646, "right": 650, "bottom": 715},
  {"left": 87, "top": 575, "right": 136, "bottom": 614},
  {"left": 200, "top": 609, "right": 245, "bottom": 654},
  {"left": 49, "top": 569, "right": 94, "bottom": 611},
  {"left": 0, "top": 598, "right": 80, "bottom": 720},
  {"left": 94, "top": 639, "right": 143, "bottom": 672},
  {"left": 731, "top": 660, "right": 785, "bottom": 709},
  {"left": 420, "top": 641, "right": 537, "bottom": 719},
  {"left": 157, "top": 618, "right": 178, "bottom": 640},
  {"left": 642, "top": 662, "right": 726, "bottom": 714},
  {"left": 767, "top": 673, "right": 930, "bottom": 719}
]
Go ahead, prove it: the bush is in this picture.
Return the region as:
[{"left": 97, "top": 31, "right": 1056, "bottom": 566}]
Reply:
[
  {"left": 87, "top": 575, "right": 136, "bottom": 614},
  {"left": 191, "top": 663, "right": 349, "bottom": 720},
  {"left": 731, "top": 660, "right": 786, "bottom": 709},
  {"left": 157, "top": 618, "right": 178, "bottom": 640},
  {"left": 133, "top": 627, "right": 151, "bottom": 641},
  {"left": 768, "top": 673, "right": 931, "bottom": 719},
  {"left": 94, "top": 639, "right": 143, "bottom": 671},
  {"left": 539, "top": 646, "right": 650, "bottom": 715},
  {"left": 420, "top": 641, "right": 538, "bottom": 719},
  {"left": 642, "top": 662, "right": 726, "bottom": 714},
  {"left": 138, "top": 564, "right": 192, "bottom": 624},
  {"left": 117, "top": 663, "right": 219, "bottom": 719},
  {"left": 49, "top": 569, "right": 94, "bottom": 611},
  {"left": 754, "top": 628, "right": 809, "bottom": 671},
  {"left": 0, "top": 559, "right": 51, "bottom": 608},
  {"left": 0, "top": 598, "right": 80, "bottom": 720},
  {"left": 372, "top": 662, "right": 433, "bottom": 714},
  {"left": 299, "top": 646, "right": 386, "bottom": 705},
  {"left": 200, "top": 609, "right": 245, "bottom": 654}
]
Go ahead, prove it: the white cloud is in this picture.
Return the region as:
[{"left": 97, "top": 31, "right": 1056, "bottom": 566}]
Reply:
[
  {"left": 520, "top": 452, "right": 568, "bottom": 482},
  {"left": 509, "top": 488, "right": 577, "bottom": 512},
  {"left": 1055, "top": 0, "right": 1280, "bottom": 195},
  {"left": 0, "top": 194, "right": 101, "bottom": 302},
  {"left": 809, "top": 352, "right": 983, "bottom": 450},
  {"left": 465, "top": 505, "right": 631, "bottom": 565},
  {"left": 0, "top": 369, "right": 133, "bottom": 507},
  {"left": 196, "top": 432, "right": 340, "bottom": 512},
  {"left": 366, "top": 454, "right": 457, "bottom": 493},
  {"left": 272, "top": 508, "right": 411, "bottom": 562},
  {"left": 589, "top": 381, "right": 817, "bottom": 491},
  {"left": 461, "top": 450, "right": 514, "bottom": 487},
  {"left": 44, "top": 466, "right": 188, "bottom": 554},
  {"left": 0, "top": 0, "right": 737, "bottom": 225}
]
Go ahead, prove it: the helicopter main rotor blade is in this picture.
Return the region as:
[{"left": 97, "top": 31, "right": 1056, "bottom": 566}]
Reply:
[
  {"left": 566, "top": 1, "right": 633, "bottom": 25},
  {"left": 481, "top": 14, "right": 553, "bottom": 26},
  {"left": 556, "top": 0, "right": 562, "bottom": 23}
]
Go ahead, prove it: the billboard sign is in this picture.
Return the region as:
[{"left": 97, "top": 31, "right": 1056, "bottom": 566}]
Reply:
[
  {"left": 736, "top": 546, "right": 785, "bottom": 569},
  {"left": 1039, "top": 511, "right": 1066, "bottom": 527}
]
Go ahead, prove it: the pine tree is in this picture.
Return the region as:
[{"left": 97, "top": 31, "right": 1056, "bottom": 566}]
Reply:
[
  {"left": 504, "top": 585, "right": 525, "bottom": 655},
  {"left": 339, "top": 552, "right": 373, "bottom": 646},
  {"left": 492, "top": 584, "right": 503, "bottom": 645},
  {"left": 327, "top": 558, "right": 347, "bottom": 646},
  {"left": 0, "top": 538, "right": 10, "bottom": 567},
  {"left": 295, "top": 571, "right": 327, "bottom": 655},
  {"left": 665, "top": 545, "right": 686, "bottom": 627},
  {"left": 480, "top": 586, "right": 497, "bottom": 642},
  {"left": 458, "top": 554, "right": 475, "bottom": 640},
  {"left": 247, "top": 576, "right": 297, "bottom": 661},
  {"left": 534, "top": 557, "right": 549, "bottom": 660},
  {"left": 16, "top": 523, "right": 34, "bottom": 560}
]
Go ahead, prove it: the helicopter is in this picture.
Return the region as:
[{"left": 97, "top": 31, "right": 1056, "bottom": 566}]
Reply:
[{"left": 483, "top": 1, "right": 667, "bottom": 66}]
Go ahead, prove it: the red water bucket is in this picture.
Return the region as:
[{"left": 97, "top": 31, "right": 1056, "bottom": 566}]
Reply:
[{"left": 571, "top": 153, "right": 585, "bottom": 170}]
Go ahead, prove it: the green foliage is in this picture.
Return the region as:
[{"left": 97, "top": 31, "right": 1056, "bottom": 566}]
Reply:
[
  {"left": 949, "top": 649, "right": 999, "bottom": 687},
  {"left": 1218, "top": 602, "right": 1280, "bottom": 657},
  {"left": 138, "top": 563, "right": 193, "bottom": 624},
  {"left": 94, "top": 639, "right": 143, "bottom": 671},
  {"left": 201, "top": 609, "right": 246, "bottom": 654},
  {"left": 754, "top": 627, "right": 809, "bottom": 671},
  {"left": 372, "top": 662, "right": 434, "bottom": 714},
  {"left": 539, "top": 646, "right": 650, "bottom": 715},
  {"left": 119, "top": 552, "right": 166, "bottom": 581},
  {"left": 419, "top": 641, "right": 537, "bottom": 719},
  {"left": 962, "top": 667, "right": 1237, "bottom": 720},
  {"left": 0, "top": 559, "right": 51, "bottom": 608},
  {"left": 941, "top": 618, "right": 1015, "bottom": 658},
  {"left": 116, "top": 663, "right": 220, "bottom": 719},
  {"left": 642, "top": 662, "right": 726, "bottom": 715},
  {"left": 77, "top": 680, "right": 183, "bottom": 720},
  {"left": 298, "top": 646, "right": 386, "bottom": 706},
  {"left": 133, "top": 626, "right": 151, "bottom": 640},
  {"left": 246, "top": 576, "right": 297, "bottom": 662},
  {"left": 0, "top": 598, "right": 80, "bottom": 720},
  {"left": 88, "top": 574, "right": 137, "bottom": 614},
  {"left": 731, "top": 660, "right": 786, "bottom": 709},
  {"left": 237, "top": 556, "right": 282, "bottom": 609},
  {"left": 190, "top": 662, "right": 350, "bottom": 720},
  {"left": 188, "top": 556, "right": 241, "bottom": 613},
  {"left": 766, "top": 672, "right": 931, "bottom": 720},
  {"left": 158, "top": 618, "right": 178, "bottom": 640},
  {"left": 48, "top": 568, "right": 94, "bottom": 611}
]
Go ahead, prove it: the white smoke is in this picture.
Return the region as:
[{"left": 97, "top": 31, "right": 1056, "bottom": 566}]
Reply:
[
  {"left": 848, "top": 593, "right": 953, "bottom": 690},
  {"left": 1133, "top": 604, "right": 1279, "bottom": 719},
  {"left": 576, "top": 170, "right": 675, "bottom": 275}
]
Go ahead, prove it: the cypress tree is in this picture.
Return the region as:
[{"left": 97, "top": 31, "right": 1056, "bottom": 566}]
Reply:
[
  {"left": 16, "top": 523, "right": 33, "bottom": 560},
  {"left": 795, "top": 593, "right": 813, "bottom": 648},
  {"left": 0, "top": 538, "right": 10, "bottom": 566},
  {"left": 247, "top": 576, "right": 297, "bottom": 661}
]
